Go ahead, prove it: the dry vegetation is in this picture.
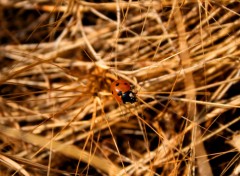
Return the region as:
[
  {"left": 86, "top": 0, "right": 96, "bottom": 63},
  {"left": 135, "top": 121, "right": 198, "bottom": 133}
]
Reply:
[{"left": 0, "top": 0, "right": 240, "bottom": 175}]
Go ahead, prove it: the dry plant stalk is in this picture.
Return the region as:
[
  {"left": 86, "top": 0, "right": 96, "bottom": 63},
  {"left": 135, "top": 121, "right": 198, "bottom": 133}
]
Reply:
[{"left": 0, "top": 0, "right": 239, "bottom": 176}]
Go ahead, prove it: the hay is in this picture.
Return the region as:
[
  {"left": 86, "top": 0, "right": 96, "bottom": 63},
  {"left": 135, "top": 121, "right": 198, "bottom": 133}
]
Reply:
[{"left": 0, "top": 0, "right": 239, "bottom": 175}]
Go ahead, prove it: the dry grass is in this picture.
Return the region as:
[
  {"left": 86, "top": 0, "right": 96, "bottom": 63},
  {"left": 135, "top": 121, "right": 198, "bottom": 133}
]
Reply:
[{"left": 0, "top": 0, "right": 240, "bottom": 175}]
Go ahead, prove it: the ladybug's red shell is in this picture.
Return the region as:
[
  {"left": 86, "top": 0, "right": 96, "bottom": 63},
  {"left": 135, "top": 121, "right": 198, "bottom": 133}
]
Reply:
[{"left": 111, "top": 79, "right": 136, "bottom": 104}]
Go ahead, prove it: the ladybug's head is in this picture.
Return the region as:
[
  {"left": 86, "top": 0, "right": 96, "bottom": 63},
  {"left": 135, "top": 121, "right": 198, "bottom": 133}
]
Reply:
[{"left": 121, "top": 91, "right": 136, "bottom": 104}]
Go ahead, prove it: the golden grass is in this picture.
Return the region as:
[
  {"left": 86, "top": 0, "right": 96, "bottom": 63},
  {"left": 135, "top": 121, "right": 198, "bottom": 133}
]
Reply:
[{"left": 0, "top": 0, "right": 239, "bottom": 175}]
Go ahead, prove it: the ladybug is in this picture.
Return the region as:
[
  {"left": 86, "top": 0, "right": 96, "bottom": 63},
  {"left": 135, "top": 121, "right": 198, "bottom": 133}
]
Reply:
[{"left": 111, "top": 79, "right": 137, "bottom": 104}]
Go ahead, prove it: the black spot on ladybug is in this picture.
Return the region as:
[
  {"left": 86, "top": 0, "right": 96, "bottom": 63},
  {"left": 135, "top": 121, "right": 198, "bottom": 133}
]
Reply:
[
  {"left": 112, "top": 91, "right": 113, "bottom": 94},
  {"left": 124, "top": 83, "right": 128, "bottom": 85},
  {"left": 116, "top": 83, "right": 119, "bottom": 86}
]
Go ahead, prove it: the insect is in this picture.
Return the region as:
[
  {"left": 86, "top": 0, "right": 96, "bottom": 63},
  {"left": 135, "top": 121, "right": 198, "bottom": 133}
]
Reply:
[{"left": 111, "top": 79, "right": 137, "bottom": 104}]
